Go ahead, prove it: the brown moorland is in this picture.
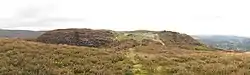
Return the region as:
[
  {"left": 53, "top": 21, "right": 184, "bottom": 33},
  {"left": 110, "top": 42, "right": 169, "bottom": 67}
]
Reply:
[
  {"left": 0, "top": 38, "right": 249, "bottom": 75},
  {"left": 0, "top": 29, "right": 248, "bottom": 75}
]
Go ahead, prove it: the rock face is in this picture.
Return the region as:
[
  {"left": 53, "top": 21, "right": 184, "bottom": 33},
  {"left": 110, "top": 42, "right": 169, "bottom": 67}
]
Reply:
[{"left": 37, "top": 29, "right": 116, "bottom": 47}]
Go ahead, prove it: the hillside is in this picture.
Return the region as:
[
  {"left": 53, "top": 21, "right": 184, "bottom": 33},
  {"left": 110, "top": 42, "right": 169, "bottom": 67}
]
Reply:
[
  {"left": 0, "top": 38, "right": 250, "bottom": 75},
  {"left": 1, "top": 29, "right": 250, "bottom": 74},
  {"left": 0, "top": 29, "right": 44, "bottom": 38},
  {"left": 36, "top": 29, "right": 211, "bottom": 50},
  {"left": 194, "top": 35, "right": 250, "bottom": 51}
]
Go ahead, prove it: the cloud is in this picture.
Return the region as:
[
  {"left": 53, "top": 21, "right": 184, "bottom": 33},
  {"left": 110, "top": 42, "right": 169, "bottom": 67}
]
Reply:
[
  {"left": 16, "top": 6, "right": 44, "bottom": 18},
  {"left": 0, "top": 5, "right": 84, "bottom": 28}
]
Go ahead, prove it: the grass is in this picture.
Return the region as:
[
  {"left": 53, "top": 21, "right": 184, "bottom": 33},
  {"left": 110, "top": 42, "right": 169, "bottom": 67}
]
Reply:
[
  {"left": 0, "top": 38, "right": 250, "bottom": 75},
  {"left": 0, "top": 38, "right": 132, "bottom": 75},
  {"left": 132, "top": 48, "right": 250, "bottom": 75},
  {"left": 115, "top": 32, "right": 157, "bottom": 41}
]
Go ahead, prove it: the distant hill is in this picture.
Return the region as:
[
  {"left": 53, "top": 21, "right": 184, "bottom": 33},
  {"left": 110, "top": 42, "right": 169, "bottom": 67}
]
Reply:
[
  {"left": 193, "top": 35, "right": 250, "bottom": 51},
  {"left": 0, "top": 29, "right": 44, "bottom": 38}
]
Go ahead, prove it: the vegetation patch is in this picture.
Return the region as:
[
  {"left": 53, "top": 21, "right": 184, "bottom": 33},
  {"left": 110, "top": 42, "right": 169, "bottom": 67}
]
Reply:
[{"left": 0, "top": 39, "right": 249, "bottom": 75}]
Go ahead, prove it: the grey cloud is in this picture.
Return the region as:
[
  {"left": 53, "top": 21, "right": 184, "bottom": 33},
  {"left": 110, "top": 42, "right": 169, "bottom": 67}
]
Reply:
[
  {"left": 17, "top": 7, "right": 42, "bottom": 18},
  {"left": 2, "top": 18, "right": 83, "bottom": 28},
  {"left": 0, "top": 6, "right": 84, "bottom": 28}
]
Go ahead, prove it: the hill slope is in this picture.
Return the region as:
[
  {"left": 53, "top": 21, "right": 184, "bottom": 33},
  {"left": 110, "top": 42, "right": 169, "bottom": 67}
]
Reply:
[
  {"left": 0, "top": 29, "right": 44, "bottom": 38},
  {"left": 194, "top": 35, "right": 250, "bottom": 51},
  {"left": 36, "top": 29, "right": 210, "bottom": 50},
  {"left": 0, "top": 38, "right": 250, "bottom": 75}
]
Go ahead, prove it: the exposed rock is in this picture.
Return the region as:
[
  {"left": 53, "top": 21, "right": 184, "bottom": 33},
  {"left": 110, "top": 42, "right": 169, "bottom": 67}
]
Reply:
[{"left": 37, "top": 28, "right": 116, "bottom": 47}]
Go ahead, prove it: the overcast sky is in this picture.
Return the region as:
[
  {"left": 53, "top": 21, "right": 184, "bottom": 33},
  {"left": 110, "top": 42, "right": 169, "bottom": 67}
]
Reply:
[{"left": 0, "top": 0, "right": 250, "bottom": 37}]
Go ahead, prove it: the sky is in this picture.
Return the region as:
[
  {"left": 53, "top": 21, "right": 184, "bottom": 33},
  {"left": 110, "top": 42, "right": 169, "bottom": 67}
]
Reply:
[{"left": 0, "top": 0, "right": 250, "bottom": 37}]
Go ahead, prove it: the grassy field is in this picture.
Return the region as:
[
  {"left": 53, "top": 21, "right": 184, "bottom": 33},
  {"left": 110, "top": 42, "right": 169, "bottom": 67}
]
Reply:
[{"left": 0, "top": 38, "right": 250, "bottom": 75}]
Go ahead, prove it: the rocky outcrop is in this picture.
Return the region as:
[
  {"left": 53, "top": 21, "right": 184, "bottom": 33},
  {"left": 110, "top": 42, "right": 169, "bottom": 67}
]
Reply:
[
  {"left": 37, "top": 28, "right": 116, "bottom": 47},
  {"left": 37, "top": 28, "right": 210, "bottom": 50}
]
